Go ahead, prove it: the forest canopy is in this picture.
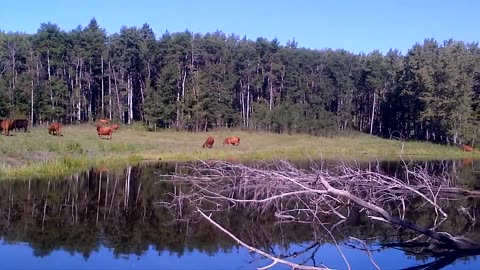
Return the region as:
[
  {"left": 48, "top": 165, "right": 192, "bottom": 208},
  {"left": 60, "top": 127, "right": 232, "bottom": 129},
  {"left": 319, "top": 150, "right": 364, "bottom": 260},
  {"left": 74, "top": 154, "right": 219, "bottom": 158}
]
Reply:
[{"left": 0, "top": 18, "right": 479, "bottom": 144}]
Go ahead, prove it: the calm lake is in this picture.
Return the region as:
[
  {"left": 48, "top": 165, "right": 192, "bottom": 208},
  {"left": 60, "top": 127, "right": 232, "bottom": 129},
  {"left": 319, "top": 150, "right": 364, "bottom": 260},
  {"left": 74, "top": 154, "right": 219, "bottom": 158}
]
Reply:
[{"left": 1, "top": 159, "right": 480, "bottom": 270}]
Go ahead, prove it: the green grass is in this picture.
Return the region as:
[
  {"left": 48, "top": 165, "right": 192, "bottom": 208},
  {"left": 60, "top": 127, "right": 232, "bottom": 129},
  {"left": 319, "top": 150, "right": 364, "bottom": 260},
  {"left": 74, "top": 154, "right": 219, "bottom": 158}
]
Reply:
[{"left": 0, "top": 123, "right": 478, "bottom": 180}]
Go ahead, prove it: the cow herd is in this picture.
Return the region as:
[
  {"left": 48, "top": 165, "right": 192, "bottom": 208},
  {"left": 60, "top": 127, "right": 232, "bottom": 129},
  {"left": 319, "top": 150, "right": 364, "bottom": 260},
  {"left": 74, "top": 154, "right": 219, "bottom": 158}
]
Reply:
[
  {"left": 40, "top": 119, "right": 120, "bottom": 139},
  {"left": 0, "top": 118, "right": 29, "bottom": 136},
  {"left": 45, "top": 119, "right": 120, "bottom": 139},
  {"left": 202, "top": 136, "right": 240, "bottom": 148},
  {"left": 0, "top": 118, "right": 120, "bottom": 139},
  {"left": 1, "top": 118, "right": 240, "bottom": 148}
]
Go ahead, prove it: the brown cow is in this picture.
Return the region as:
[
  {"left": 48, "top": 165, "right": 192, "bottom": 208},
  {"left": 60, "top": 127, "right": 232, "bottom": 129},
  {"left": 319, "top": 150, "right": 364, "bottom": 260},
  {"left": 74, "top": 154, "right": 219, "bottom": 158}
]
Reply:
[
  {"left": 97, "top": 125, "right": 113, "bottom": 140},
  {"left": 13, "top": 118, "right": 28, "bottom": 132},
  {"left": 463, "top": 145, "right": 474, "bottom": 152},
  {"left": 0, "top": 119, "right": 15, "bottom": 136},
  {"left": 202, "top": 136, "right": 215, "bottom": 148},
  {"left": 48, "top": 122, "right": 62, "bottom": 136},
  {"left": 111, "top": 124, "right": 119, "bottom": 131},
  {"left": 223, "top": 136, "right": 240, "bottom": 146},
  {"left": 99, "top": 119, "right": 109, "bottom": 125}
]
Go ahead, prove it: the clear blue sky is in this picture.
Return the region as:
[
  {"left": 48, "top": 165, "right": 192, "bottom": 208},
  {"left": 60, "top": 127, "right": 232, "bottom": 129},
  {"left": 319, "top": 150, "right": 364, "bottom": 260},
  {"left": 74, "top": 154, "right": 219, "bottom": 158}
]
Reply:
[{"left": 0, "top": 0, "right": 477, "bottom": 54}]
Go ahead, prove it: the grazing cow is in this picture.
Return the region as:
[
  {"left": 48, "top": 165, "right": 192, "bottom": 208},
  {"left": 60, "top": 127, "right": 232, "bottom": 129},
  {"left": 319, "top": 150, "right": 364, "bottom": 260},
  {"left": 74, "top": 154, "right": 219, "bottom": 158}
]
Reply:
[
  {"left": 97, "top": 125, "right": 113, "bottom": 140},
  {"left": 223, "top": 136, "right": 240, "bottom": 146},
  {"left": 99, "top": 119, "right": 109, "bottom": 125},
  {"left": 48, "top": 122, "right": 62, "bottom": 136},
  {"left": 0, "top": 119, "right": 15, "bottom": 136},
  {"left": 13, "top": 119, "right": 28, "bottom": 132},
  {"left": 463, "top": 145, "right": 474, "bottom": 152},
  {"left": 111, "top": 124, "right": 119, "bottom": 131},
  {"left": 202, "top": 136, "right": 215, "bottom": 148}
]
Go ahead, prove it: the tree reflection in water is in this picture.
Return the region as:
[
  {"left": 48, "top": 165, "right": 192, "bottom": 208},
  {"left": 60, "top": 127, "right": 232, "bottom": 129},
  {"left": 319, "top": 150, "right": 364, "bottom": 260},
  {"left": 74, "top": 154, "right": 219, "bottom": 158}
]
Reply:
[{"left": 0, "top": 159, "right": 479, "bottom": 269}]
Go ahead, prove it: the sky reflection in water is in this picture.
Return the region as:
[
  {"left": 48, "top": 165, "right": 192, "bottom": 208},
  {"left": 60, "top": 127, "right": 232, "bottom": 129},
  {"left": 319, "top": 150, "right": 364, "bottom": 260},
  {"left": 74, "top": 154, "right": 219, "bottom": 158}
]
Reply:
[{"left": 0, "top": 240, "right": 476, "bottom": 270}]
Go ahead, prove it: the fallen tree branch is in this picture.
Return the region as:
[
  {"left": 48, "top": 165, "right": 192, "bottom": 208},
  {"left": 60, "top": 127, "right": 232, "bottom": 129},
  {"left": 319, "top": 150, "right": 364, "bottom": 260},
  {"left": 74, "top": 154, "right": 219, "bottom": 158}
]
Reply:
[
  {"left": 197, "top": 208, "right": 332, "bottom": 270},
  {"left": 317, "top": 175, "right": 480, "bottom": 250},
  {"left": 156, "top": 160, "right": 480, "bottom": 268},
  {"left": 349, "top": 237, "right": 381, "bottom": 270}
]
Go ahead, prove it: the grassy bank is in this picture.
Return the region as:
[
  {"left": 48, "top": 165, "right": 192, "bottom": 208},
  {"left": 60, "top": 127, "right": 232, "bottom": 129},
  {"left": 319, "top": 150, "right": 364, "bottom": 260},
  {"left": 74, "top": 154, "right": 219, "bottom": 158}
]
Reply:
[{"left": 0, "top": 124, "right": 478, "bottom": 180}]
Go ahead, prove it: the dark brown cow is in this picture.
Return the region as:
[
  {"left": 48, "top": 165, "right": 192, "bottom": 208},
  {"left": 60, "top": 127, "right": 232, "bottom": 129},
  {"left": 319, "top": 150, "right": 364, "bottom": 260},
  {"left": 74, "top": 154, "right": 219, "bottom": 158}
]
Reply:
[
  {"left": 99, "top": 119, "right": 109, "bottom": 125},
  {"left": 463, "top": 145, "right": 474, "bottom": 152},
  {"left": 48, "top": 122, "right": 62, "bottom": 136},
  {"left": 111, "top": 124, "right": 119, "bottom": 131},
  {"left": 222, "top": 136, "right": 240, "bottom": 146},
  {"left": 0, "top": 119, "right": 15, "bottom": 136},
  {"left": 13, "top": 119, "right": 28, "bottom": 132},
  {"left": 202, "top": 136, "right": 215, "bottom": 148},
  {"left": 97, "top": 125, "right": 113, "bottom": 140}
]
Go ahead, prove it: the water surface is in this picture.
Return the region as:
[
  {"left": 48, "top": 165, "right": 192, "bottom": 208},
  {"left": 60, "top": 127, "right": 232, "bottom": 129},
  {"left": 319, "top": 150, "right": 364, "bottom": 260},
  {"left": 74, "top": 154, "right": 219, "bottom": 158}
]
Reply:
[{"left": 1, "top": 159, "right": 480, "bottom": 270}]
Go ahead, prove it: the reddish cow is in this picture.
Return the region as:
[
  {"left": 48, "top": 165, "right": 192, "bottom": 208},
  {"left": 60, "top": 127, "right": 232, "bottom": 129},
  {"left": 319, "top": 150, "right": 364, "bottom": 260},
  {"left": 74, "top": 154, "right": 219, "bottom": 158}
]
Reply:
[
  {"left": 222, "top": 136, "right": 240, "bottom": 146},
  {"left": 463, "top": 145, "right": 474, "bottom": 152},
  {"left": 111, "top": 124, "right": 119, "bottom": 131},
  {"left": 99, "top": 119, "right": 109, "bottom": 125},
  {"left": 202, "top": 136, "right": 215, "bottom": 148},
  {"left": 97, "top": 125, "right": 113, "bottom": 140},
  {"left": 0, "top": 119, "right": 15, "bottom": 136},
  {"left": 48, "top": 122, "right": 62, "bottom": 136}
]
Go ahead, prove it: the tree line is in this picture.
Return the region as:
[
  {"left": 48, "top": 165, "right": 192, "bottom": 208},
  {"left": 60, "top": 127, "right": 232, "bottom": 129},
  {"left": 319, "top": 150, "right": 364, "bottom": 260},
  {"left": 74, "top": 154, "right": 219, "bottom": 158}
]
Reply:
[{"left": 0, "top": 18, "right": 479, "bottom": 144}]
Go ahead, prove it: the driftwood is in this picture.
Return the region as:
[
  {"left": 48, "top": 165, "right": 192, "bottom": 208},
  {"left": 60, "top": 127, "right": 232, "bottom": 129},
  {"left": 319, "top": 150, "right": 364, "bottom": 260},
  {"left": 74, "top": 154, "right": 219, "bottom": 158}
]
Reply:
[{"left": 156, "top": 160, "right": 480, "bottom": 269}]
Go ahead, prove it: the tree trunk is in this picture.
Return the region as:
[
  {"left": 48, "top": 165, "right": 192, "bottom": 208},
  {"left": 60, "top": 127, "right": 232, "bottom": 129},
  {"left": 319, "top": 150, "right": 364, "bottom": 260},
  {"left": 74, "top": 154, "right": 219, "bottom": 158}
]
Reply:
[
  {"left": 140, "top": 81, "right": 145, "bottom": 122},
  {"left": 269, "top": 77, "right": 273, "bottom": 111},
  {"left": 30, "top": 79, "right": 34, "bottom": 124},
  {"left": 47, "top": 49, "right": 54, "bottom": 111},
  {"left": 240, "top": 80, "right": 245, "bottom": 127},
  {"left": 247, "top": 77, "right": 250, "bottom": 128},
  {"left": 370, "top": 92, "right": 376, "bottom": 135},
  {"left": 78, "top": 61, "right": 82, "bottom": 122},
  {"left": 88, "top": 64, "right": 93, "bottom": 121},
  {"left": 113, "top": 69, "right": 122, "bottom": 123},
  {"left": 11, "top": 45, "right": 16, "bottom": 108},
  {"left": 108, "top": 61, "right": 112, "bottom": 121},
  {"left": 176, "top": 89, "right": 180, "bottom": 129},
  {"left": 128, "top": 74, "right": 133, "bottom": 125},
  {"left": 101, "top": 56, "right": 104, "bottom": 118},
  {"left": 30, "top": 50, "right": 37, "bottom": 126}
]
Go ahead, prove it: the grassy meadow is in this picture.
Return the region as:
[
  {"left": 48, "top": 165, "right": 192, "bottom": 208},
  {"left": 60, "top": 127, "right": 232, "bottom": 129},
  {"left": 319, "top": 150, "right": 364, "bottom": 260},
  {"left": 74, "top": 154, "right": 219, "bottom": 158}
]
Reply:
[{"left": 0, "top": 123, "right": 478, "bottom": 180}]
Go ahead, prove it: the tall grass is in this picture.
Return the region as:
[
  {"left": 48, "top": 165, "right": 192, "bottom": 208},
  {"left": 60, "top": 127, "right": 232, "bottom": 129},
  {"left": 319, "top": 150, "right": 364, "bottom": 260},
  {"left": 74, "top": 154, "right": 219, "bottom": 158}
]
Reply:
[{"left": 0, "top": 124, "right": 478, "bottom": 180}]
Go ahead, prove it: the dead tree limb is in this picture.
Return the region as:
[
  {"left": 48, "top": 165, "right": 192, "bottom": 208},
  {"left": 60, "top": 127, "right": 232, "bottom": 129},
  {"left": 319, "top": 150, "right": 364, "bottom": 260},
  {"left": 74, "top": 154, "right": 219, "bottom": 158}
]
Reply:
[
  {"left": 317, "top": 175, "right": 480, "bottom": 250},
  {"left": 197, "top": 208, "right": 332, "bottom": 270},
  {"left": 157, "top": 160, "right": 480, "bottom": 268}
]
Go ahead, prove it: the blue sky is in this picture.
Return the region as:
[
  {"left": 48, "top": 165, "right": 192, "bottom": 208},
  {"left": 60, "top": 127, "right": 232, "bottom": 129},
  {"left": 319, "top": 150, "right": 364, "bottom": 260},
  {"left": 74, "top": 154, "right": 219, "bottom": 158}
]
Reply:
[{"left": 0, "top": 0, "right": 477, "bottom": 54}]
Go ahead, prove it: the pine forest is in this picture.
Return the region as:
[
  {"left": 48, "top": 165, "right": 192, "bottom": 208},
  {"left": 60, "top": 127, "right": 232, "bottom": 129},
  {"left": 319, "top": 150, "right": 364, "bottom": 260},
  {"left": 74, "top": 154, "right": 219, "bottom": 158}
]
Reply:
[{"left": 1, "top": 18, "right": 479, "bottom": 145}]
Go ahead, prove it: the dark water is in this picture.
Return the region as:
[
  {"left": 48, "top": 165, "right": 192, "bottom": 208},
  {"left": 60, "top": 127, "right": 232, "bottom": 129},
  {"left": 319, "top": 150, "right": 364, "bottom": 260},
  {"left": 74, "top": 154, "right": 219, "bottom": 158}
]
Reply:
[{"left": 1, "top": 159, "right": 480, "bottom": 270}]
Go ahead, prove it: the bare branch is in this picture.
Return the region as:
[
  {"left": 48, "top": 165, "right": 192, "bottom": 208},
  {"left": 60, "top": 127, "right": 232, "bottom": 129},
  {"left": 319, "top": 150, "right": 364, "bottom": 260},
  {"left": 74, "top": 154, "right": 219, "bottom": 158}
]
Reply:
[{"left": 197, "top": 208, "right": 331, "bottom": 270}]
